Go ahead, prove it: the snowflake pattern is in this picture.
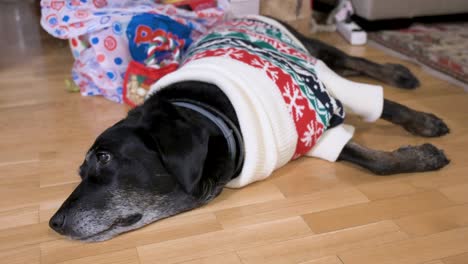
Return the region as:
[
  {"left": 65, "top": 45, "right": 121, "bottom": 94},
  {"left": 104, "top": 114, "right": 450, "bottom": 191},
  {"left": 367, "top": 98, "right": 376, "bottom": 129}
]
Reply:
[
  {"left": 251, "top": 58, "right": 279, "bottom": 81},
  {"left": 276, "top": 42, "right": 293, "bottom": 53},
  {"left": 300, "top": 120, "right": 324, "bottom": 147},
  {"left": 182, "top": 17, "right": 346, "bottom": 159},
  {"left": 282, "top": 82, "right": 305, "bottom": 121},
  {"left": 213, "top": 48, "right": 244, "bottom": 59},
  {"left": 300, "top": 122, "right": 315, "bottom": 147}
]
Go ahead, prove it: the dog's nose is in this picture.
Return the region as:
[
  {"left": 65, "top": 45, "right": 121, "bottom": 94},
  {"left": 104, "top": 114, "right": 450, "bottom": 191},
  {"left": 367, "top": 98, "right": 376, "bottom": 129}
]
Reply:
[{"left": 49, "top": 212, "right": 67, "bottom": 234}]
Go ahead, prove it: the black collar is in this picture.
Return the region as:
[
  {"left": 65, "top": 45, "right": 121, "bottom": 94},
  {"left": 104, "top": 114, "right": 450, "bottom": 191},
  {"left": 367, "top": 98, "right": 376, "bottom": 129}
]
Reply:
[{"left": 171, "top": 99, "right": 244, "bottom": 178}]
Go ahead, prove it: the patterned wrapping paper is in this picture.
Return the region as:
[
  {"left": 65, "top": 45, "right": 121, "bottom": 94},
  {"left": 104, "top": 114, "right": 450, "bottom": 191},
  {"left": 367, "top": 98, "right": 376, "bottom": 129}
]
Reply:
[{"left": 41, "top": 0, "right": 229, "bottom": 103}]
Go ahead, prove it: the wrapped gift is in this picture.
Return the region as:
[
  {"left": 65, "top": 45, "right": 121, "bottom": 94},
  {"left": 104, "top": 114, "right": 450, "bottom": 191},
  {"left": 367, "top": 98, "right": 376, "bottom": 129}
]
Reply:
[
  {"left": 41, "top": 0, "right": 228, "bottom": 103},
  {"left": 123, "top": 61, "right": 178, "bottom": 106}
]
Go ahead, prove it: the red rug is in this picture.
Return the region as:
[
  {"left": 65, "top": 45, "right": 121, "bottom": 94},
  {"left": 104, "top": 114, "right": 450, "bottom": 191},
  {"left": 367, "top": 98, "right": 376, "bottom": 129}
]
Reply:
[{"left": 369, "top": 23, "right": 468, "bottom": 86}]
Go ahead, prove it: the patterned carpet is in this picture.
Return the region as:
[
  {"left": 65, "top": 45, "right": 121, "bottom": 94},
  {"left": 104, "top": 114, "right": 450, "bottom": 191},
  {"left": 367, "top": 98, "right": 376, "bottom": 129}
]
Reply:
[{"left": 369, "top": 23, "right": 468, "bottom": 86}]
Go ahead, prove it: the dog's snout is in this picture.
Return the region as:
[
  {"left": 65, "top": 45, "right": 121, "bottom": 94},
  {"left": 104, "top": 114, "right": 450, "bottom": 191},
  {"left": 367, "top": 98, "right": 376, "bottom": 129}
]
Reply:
[{"left": 49, "top": 212, "right": 67, "bottom": 234}]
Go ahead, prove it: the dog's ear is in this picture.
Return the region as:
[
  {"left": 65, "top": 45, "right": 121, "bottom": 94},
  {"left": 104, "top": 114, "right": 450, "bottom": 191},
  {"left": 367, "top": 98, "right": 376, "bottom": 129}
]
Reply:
[{"left": 140, "top": 98, "right": 209, "bottom": 195}]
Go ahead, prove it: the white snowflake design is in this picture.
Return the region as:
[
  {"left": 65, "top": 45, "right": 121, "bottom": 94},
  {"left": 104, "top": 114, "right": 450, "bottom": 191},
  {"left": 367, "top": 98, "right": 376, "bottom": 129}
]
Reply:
[
  {"left": 300, "top": 121, "right": 323, "bottom": 147},
  {"left": 282, "top": 82, "right": 305, "bottom": 121},
  {"left": 213, "top": 48, "right": 244, "bottom": 59},
  {"left": 251, "top": 58, "right": 279, "bottom": 81},
  {"left": 276, "top": 42, "right": 293, "bottom": 53}
]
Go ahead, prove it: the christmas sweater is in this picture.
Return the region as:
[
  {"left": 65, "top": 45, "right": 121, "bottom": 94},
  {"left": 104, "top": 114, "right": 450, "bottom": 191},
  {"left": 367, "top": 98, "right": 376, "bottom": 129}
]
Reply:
[{"left": 149, "top": 16, "right": 362, "bottom": 188}]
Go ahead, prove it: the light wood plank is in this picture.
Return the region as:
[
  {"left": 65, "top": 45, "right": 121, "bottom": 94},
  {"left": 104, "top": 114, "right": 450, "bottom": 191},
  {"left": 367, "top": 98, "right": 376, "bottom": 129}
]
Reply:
[
  {"left": 57, "top": 248, "right": 140, "bottom": 264},
  {"left": 338, "top": 227, "right": 468, "bottom": 264},
  {"left": 0, "top": 222, "right": 56, "bottom": 251},
  {"left": 442, "top": 252, "right": 468, "bottom": 264},
  {"left": 439, "top": 183, "right": 468, "bottom": 204},
  {"left": 299, "top": 256, "right": 343, "bottom": 264},
  {"left": 215, "top": 187, "right": 368, "bottom": 229},
  {"left": 0, "top": 245, "right": 40, "bottom": 264},
  {"left": 395, "top": 204, "right": 468, "bottom": 237},
  {"left": 424, "top": 261, "right": 445, "bottom": 264},
  {"left": 137, "top": 217, "right": 312, "bottom": 264},
  {"left": 178, "top": 252, "right": 243, "bottom": 264},
  {"left": 356, "top": 179, "right": 419, "bottom": 200},
  {"left": 0, "top": 206, "right": 38, "bottom": 230},
  {"left": 0, "top": 162, "right": 40, "bottom": 212},
  {"left": 236, "top": 220, "right": 408, "bottom": 264},
  {"left": 302, "top": 191, "right": 454, "bottom": 233},
  {"left": 407, "top": 165, "right": 468, "bottom": 191},
  {"left": 270, "top": 158, "right": 349, "bottom": 198}
]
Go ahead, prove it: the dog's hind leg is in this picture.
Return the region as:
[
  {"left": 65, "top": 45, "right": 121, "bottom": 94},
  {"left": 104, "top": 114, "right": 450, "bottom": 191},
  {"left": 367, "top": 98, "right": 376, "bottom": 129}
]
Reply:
[
  {"left": 332, "top": 68, "right": 361, "bottom": 77},
  {"left": 338, "top": 56, "right": 420, "bottom": 90},
  {"left": 337, "top": 141, "right": 450, "bottom": 175},
  {"left": 276, "top": 20, "right": 420, "bottom": 89},
  {"left": 381, "top": 99, "right": 450, "bottom": 137},
  {"left": 312, "top": 59, "right": 449, "bottom": 137},
  {"left": 302, "top": 38, "right": 420, "bottom": 89}
]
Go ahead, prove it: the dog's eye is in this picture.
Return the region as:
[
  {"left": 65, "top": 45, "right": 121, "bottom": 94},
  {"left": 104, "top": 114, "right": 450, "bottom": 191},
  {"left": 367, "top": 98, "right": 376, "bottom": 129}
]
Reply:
[{"left": 96, "top": 152, "right": 111, "bottom": 164}]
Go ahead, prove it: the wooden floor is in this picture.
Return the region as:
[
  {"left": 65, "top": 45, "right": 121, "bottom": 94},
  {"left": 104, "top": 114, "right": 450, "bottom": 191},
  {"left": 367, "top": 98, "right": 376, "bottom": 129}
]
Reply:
[{"left": 1, "top": 2, "right": 468, "bottom": 264}]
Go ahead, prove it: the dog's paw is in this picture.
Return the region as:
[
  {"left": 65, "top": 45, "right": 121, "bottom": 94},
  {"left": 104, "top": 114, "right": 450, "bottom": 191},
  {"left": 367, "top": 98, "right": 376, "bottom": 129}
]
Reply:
[
  {"left": 395, "top": 143, "right": 450, "bottom": 172},
  {"left": 383, "top": 63, "right": 420, "bottom": 89},
  {"left": 403, "top": 111, "right": 450, "bottom": 137}
]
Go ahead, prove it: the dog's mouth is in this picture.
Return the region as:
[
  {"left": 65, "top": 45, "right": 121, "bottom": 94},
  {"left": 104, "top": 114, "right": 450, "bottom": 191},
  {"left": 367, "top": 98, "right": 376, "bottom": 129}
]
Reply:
[
  {"left": 115, "top": 213, "right": 143, "bottom": 227},
  {"left": 72, "top": 213, "right": 143, "bottom": 242}
]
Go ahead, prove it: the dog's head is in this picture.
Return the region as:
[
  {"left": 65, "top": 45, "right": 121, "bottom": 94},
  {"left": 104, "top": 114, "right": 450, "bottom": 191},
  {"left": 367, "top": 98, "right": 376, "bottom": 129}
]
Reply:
[{"left": 49, "top": 97, "right": 230, "bottom": 241}]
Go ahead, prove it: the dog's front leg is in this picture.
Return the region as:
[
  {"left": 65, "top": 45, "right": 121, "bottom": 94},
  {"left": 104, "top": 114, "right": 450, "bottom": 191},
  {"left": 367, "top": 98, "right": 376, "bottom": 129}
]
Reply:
[
  {"left": 337, "top": 141, "right": 449, "bottom": 175},
  {"left": 381, "top": 99, "right": 450, "bottom": 137},
  {"left": 337, "top": 98, "right": 450, "bottom": 175}
]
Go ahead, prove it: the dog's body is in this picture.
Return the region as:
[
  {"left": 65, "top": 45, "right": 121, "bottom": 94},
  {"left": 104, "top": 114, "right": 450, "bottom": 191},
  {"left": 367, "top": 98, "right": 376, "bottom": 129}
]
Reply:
[{"left": 50, "top": 16, "right": 450, "bottom": 241}]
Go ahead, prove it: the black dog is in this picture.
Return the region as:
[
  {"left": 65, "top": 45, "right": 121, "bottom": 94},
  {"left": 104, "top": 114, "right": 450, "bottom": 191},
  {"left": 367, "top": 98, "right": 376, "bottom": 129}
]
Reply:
[{"left": 50, "top": 17, "right": 449, "bottom": 241}]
